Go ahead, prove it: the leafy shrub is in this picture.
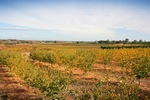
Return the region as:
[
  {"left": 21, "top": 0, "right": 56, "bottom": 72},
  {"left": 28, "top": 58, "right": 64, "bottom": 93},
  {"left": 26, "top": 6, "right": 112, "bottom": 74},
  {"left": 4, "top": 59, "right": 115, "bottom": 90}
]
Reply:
[
  {"left": 0, "top": 50, "right": 72, "bottom": 99},
  {"left": 30, "top": 49, "right": 96, "bottom": 71},
  {"left": 30, "top": 50, "right": 55, "bottom": 63}
]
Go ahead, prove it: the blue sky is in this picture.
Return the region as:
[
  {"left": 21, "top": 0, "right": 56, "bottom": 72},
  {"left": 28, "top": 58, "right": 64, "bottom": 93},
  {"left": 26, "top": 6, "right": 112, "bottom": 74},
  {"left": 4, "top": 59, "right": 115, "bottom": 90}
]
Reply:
[{"left": 0, "top": 0, "right": 150, "bottom": 41}]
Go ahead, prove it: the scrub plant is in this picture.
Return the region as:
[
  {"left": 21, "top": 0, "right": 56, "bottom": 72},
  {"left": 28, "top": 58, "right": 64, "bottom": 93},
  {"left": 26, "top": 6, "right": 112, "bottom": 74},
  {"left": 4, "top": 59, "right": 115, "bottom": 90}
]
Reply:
[
  {"left": 0, "top": 50, "right": 72, "bottom": 99},
  {"left": 30, "top": 49, "right": 96, "bottom": 71},
  {"left": 131, "top": 54, "right": 150, "bottom": 86}
]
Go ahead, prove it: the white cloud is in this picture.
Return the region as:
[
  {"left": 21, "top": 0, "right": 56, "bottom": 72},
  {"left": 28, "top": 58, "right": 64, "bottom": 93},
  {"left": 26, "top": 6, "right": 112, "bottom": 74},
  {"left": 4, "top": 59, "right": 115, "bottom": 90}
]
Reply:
[{"left": 0, "top": 4, "right": 150, "bottom": 40}]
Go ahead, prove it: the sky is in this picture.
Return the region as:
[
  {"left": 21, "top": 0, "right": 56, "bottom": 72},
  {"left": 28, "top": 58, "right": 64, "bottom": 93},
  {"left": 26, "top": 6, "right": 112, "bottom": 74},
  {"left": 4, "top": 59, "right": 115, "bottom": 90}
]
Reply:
[{"left": 0, "top": 0, "right": 150, "bottom": 41}]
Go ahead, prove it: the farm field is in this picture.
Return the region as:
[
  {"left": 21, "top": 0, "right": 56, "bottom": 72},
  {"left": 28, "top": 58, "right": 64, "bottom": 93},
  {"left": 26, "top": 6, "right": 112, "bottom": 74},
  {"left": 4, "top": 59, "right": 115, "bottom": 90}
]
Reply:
[{"left": 0, "top": 43, "right": 150, "bottom": 100}]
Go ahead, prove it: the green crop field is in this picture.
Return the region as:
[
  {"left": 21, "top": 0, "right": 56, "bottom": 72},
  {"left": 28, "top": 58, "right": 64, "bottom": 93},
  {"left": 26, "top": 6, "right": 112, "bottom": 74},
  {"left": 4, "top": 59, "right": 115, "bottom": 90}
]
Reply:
[{"left": 0, "top": 42, "right": 149, "bottom": 99}]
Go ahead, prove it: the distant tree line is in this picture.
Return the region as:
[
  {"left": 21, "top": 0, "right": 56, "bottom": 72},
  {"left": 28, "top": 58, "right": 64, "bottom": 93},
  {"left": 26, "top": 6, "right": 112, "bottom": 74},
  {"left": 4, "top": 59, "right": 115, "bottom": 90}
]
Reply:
[
  {"left": 100, "top": 45, "right": 150, "bottom": 49},
  {"left": 97, "top": 38, "right": 150, "bottom": 44},
  {"left": 0, "top": 39, "right": 33, "bottom": 45},
  {"left": 0, "top": 38, "right": 150, "bottom": 45}
]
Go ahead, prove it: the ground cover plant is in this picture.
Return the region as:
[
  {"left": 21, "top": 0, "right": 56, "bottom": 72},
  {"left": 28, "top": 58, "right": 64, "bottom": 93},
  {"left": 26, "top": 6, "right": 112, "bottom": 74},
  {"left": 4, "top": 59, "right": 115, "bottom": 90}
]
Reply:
[
  {"left": 0, "top": 43, "right": 149, "bottom": 99},
  {"left": 0, "top": 50, "right": 72, "bottom": 99}
]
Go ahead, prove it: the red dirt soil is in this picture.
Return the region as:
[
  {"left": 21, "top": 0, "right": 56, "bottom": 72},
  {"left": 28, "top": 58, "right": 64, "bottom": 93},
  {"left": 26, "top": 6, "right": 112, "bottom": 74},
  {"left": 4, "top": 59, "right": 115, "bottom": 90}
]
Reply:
[{"left": 0, "top": 64, "right": 47, "bottom": 100}]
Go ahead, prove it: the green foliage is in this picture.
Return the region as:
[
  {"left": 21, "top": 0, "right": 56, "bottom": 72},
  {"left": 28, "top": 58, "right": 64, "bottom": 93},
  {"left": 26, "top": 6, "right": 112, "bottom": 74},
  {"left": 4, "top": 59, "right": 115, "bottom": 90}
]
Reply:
[
  {"left": 75, "top": 50, "right": 96, "bottom": 71},
  {"left": 112, "top": 48, "right": 150, "bottom": 79},
  {"left": 30, "top": 50, "right": 54, "bottom": 63},
  {"left": 100, "top": 45, "right": 150, "bottom": 49},
  {"left": 30, "top": 49, "right": 96, "bottom": 71},
  {"left": 44, "top": 69, "right": 71, "bottom": 98},
  {"left": 96, "top": 49, "right": 113, "bottom": 65},
  {"left": 73, "top": 80, "right": 139, "bottom": 100},
  {"left": 118, "top": 81, "right": 139, "bottom": 100},
  {"left": 93, "top": 81, "right": 116, "bottom": 100},
  {"left": 93, "top": 80, "right": 139, "bottom": 100},
  {"left": 131, "top": 55, "right": 150, "bottom": 79},
  {"left": 0, "top": 50, "right": 72, "bottom": 99},
  {"left": 75, "top": 90, "right": 91, "bottom": 100},
  {"left": 1, "top": 47, "right": 150, "bottom": 99}
]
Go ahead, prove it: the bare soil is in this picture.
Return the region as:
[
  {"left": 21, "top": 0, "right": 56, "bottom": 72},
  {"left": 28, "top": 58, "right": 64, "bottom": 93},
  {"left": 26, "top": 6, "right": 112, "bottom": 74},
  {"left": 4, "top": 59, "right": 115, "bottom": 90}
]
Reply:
[
  {"left": 0, "top": 59, "right": 149, "bottom": 100},
  {"left": 0, "top": 64, "right": 47, "bottom": 100}
]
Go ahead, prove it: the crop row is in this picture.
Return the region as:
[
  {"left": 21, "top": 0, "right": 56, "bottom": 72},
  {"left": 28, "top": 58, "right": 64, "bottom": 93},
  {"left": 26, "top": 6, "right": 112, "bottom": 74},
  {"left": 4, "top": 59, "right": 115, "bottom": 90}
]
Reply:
[
  {"left": 0, "top": 48, "right": 150, "bottom": 99},
  {"left": 30, "top": 49, "right": 96, "bottom": 71},
  {"left": 0, "top": 50, "right": 72, "bottom": 99},
  {"left": 30, "top": 48, "right": 150, "bottom": 79}
]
